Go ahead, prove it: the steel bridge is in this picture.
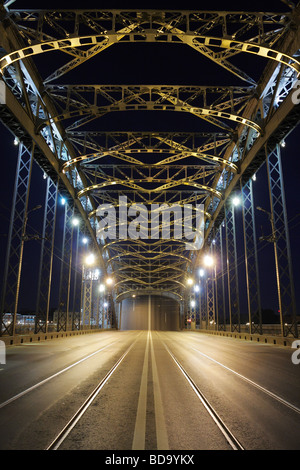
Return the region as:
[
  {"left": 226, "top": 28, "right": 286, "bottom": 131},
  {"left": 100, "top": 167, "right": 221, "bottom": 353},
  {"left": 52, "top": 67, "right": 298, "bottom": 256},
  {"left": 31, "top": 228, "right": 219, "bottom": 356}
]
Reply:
[
  {"left": 1, "top": 2, "right": 300, "bottom": 453},
  {"left": 0, "top": 4, "right": 299, "bottom": 340}
]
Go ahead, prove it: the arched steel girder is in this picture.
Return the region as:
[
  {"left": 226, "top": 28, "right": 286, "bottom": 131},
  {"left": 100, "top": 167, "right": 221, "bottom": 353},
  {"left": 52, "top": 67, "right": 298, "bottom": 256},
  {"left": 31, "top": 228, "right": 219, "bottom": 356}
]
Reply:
[
  {"left": 1, "top": 31, "right": 299, "bottom": 81},
  {"left": 4, "top": 8, "right": 293, "bottom": 84},
  {"left": 116, "top": 289, "right": 183, "bottom": 303},
  {"left": 106, "top": 248, "right": 192, "bottom": 265},
  {"left": 88, "top": 201, "right": 211, "bottom": 222},
  {"left": 62, "top": 150, "right": 238, "bottom": 172},
  {"left": 111, "top": 260, "right": 187, "bottom": 275},
  {"left": 114, "top": 276, "right": 187, "bottom": 290},
  {"left": 66, "top": 132, "right": 232, "bottom": 161},
  {"left": 201, "top": 82, "right": 300, "bottom": 249},
  {"left": 0, "top": 7, "right": 298, "bottom": 308},
  {"left": 103, "top": 247, "right": 195, "bottom": 266},
  {"left": 36, "top": 101, "right": 262, "bottom": 135},
  {"left": 43, "top": 84, "right": 253, "bottom": 132},
  {"left": 77, "top": 179, "right": 223, "bottom": 200}
]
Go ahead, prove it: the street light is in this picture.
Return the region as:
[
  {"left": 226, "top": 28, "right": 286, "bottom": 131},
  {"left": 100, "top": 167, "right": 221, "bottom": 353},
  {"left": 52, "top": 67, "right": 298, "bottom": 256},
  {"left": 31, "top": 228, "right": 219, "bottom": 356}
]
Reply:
[
  {"left": 106, "top": 277, "right": 113, "bottom": 286},
  {"left": 232, "top": 196, "right": 241, "bottom": 207},
  {"left": 72, "top": 217, "right": 80, "bottom": 226},
  {"left": 256, "top": 204, "right": 285, "bottom": 335},
  {"left": 199, "top": 268, "right": 205, "bottom": 277},
  {"left": 13, "top": 204, "right": 42, "bottom": 336},
  {"left": 203, "top": 254, "right": 214, "bottom": 267},
  {"left": 85, "top": 253, "right": 95, "bottom": 266},
  {"left": 256, "top": 206, "right": 276, "bottom": 243},
  {"left": 187, "top": 277, "right": 194, "bottom": 286}
]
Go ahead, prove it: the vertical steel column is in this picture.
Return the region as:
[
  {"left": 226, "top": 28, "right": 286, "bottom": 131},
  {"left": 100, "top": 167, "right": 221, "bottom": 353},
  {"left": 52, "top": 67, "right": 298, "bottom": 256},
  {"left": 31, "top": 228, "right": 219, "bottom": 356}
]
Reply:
[
  {"left": 94, "top": 282, "right": 101, "bottom": 329},
  {"left": 91, "top": 272, "right": 100, "bottom": 329},
  {"left": 206, "top": 275, "right": 215, "bottom": 329},
  {"left": 81, "top": 268, "right": 93, "bottom": 329},
  {"left": 35, "top": 178, "right": 58, "bottom": 333},
  {"left": 199, "top": 273, "right": 207, "bottom": 329},
  {"left": 106, "top": 294, "right": 113, "bottom": 329},
  {"left": 1, "top": 143, "right": 34, "bottom": 336},
  {"left": 99, "top": 291, "right": 105, "bottom": 329},
  {"left": 241, "top": 178, "right": 262, "bottom": 335},
  {"left": 266, "top": 144, "right": 298, "bottom": 337},
  {"left": 194, "top": 283, "right": 200, "bottom": 329},
  {"left": 189, "top": 289, "right": 196, "bottom": 329},
  {"left": 71, "top": 225, "right": 82, "bottom": 330},
  {"left": 225, "top": 204, "right": 241, "bottom": 332},
  {"left": 57, "top": 202, "right": 74, "bottom": 332},
  {"left": 215, "top": 227, "right": 227, "bottom": 331}
]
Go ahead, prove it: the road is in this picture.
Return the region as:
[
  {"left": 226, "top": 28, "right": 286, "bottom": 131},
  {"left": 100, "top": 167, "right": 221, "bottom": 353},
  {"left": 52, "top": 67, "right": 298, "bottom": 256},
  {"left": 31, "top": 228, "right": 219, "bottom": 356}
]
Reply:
[{"left": 0, "top": 330, "right": 299, "bottom": 450}]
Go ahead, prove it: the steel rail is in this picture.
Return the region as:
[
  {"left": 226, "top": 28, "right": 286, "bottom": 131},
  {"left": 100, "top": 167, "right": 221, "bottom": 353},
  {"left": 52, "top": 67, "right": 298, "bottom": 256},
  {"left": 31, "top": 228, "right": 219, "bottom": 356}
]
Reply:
[
  {"left": 0, "top": 337, "right": 119, "bottom": 410},
  {"left": 161, "top": 338, "right": 245, "bottom": 451},
  {"left": 46, "top": 335, "right": 140, "bottom": 450}
]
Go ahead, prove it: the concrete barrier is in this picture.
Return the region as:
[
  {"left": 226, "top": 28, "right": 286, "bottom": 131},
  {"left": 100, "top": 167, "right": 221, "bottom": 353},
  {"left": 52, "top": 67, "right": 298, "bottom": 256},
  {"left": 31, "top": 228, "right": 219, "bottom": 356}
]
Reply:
[
  {"left": 188, "top": 328, "right": 296, "bottom": 348},
  {"left": 0, "top": 328, "right": 114, "bottom": 347}
]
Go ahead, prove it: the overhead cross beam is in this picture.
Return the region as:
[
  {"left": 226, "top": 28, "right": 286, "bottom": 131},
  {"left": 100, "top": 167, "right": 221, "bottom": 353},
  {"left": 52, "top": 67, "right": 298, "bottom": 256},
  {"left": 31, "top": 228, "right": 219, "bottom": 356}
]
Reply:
[{"left": 0, "top": 5, "right": 299, "bottom": 310}]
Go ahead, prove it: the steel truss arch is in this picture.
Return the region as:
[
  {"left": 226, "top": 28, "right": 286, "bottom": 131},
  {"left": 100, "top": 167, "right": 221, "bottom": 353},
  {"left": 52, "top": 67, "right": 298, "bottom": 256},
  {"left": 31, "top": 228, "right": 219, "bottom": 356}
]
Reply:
[
  {"left": 0, "top": 6, "right": 299, "bottom": 335},
  {"left": 1, "top": 31, "right": 300, "bottom": 78}
]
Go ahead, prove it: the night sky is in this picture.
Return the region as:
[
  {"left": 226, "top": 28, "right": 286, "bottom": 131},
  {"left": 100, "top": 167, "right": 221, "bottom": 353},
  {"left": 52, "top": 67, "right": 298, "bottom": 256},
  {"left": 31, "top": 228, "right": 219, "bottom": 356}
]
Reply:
[{"left": 0, "top": 0, "right": 299, "bottom": 319}]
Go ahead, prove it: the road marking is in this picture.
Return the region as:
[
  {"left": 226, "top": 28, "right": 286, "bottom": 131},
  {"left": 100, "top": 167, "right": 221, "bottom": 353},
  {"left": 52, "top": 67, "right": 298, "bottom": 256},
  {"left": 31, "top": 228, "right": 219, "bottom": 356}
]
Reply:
[
  {"left": 46, "top": 337, "right": 140, "bottom": 450},
  {"left": 132, "top": 331, "right": 150, "bottom": 450},
  {"left": 132, "top": 331, "right": 169, "bottom": 450},
  {"left": 191, "top": 347, "right": 300, "bottom": 415},
  {"left": 0, "top": 340, "right": 118, "bottom": 410},
  {"left": 150, "top": 333, "right": 169, "bottom": 450},
  {"left": 163, "top": 341, "right": 244, "bottom": 450}
]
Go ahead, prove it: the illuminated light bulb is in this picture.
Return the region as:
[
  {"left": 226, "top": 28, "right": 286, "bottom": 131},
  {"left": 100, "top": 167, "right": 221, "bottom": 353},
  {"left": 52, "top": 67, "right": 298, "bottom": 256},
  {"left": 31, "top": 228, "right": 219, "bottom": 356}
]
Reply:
[
  {"left": 203, "top": 255, "right": 214, "bottom": 267},
  {"left": 232, "top": 196, "right": 240, "bottom": 207},
  {"left": 85, "top": 253, "right": 95, "bottom": 265}
]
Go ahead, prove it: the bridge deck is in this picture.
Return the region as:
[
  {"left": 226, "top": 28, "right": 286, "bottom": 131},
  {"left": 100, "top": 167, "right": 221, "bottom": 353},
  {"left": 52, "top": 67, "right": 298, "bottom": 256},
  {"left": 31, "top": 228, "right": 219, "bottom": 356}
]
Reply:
[{"left": 1, "top": 330, "right": 299, "bottom": 451}]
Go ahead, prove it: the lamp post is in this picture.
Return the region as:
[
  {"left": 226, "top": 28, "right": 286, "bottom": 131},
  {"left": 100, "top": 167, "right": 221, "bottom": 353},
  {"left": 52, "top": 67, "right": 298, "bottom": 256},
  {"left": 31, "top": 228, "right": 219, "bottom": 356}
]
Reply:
[
  {"left": 81, "top": 252, "right": 96, "bottom": 329},
  {"left": 13, "top": 204, "right": 42, "bottom": 337},
  {"left": 203, "top": 254, "right": 217, "bottom": 330},
  {"left": 257, "top": 205, "right": 284, "bottom": 336}
]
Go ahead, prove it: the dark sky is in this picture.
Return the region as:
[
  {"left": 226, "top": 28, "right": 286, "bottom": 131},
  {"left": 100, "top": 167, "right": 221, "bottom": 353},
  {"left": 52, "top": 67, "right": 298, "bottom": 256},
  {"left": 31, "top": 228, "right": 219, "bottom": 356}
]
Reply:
[{"left": 0, "top": 0, "right": 299, "bottom": 317}]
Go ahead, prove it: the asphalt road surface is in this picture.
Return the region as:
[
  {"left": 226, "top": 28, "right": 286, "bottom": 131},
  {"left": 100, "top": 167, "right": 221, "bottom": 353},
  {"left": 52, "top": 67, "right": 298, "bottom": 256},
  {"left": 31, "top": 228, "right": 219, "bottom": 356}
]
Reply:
[{"left": 0, "top": 330, "right": 299, "bottom": 450}]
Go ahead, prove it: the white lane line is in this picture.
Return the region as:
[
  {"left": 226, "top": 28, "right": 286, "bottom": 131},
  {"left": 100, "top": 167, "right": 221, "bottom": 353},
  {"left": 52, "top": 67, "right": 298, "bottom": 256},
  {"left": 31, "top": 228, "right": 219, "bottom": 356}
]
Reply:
[
  {"left": 0, "top": 340, "right": 118, "bottom": 410},
  {"left": 163, "top": 342, "right": 244, "bottom": 450},
  {"left": 150, "top": 332, "right": 169, "bottom": 450},
  {"left": 191, "top": 347, "right": 300, "bottom": 415},
  {"left": 46, "top": 337, "right": 140, "bottom": 451},
  {"left": 132, "top": 331, "right": 150, "bottom": 450}
]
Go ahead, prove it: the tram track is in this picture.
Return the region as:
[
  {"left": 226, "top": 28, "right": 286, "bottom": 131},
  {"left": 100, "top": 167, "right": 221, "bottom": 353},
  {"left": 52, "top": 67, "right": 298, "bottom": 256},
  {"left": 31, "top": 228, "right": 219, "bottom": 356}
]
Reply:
[
  {"left": 45, "top": 331, "right": 246, "bottom": 451},
  {"left": 2, "top": 330, "right": 300, "bottom": 450},
  {"left": 158, "top": 334, "right": 245, "bottom": 451},
  {"left": 46, "top": 338, "right": 139, "bottom": 450},
  {"left": 0, "top": 338, "right": 120, "bottom": 410}
]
